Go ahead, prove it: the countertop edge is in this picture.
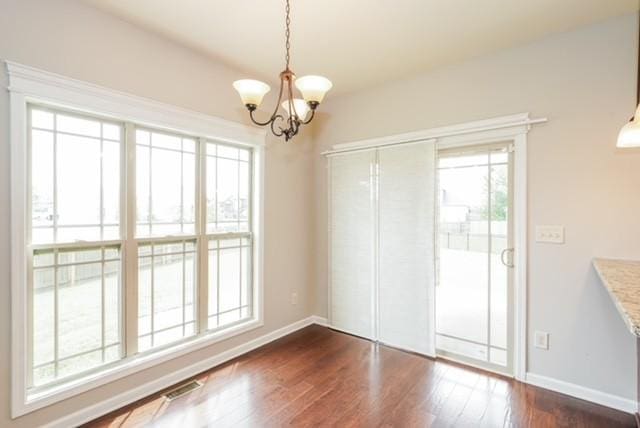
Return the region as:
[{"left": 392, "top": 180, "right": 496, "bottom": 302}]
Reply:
[{"left": 593, "top": 258, "right": 640, "bottom": 338}]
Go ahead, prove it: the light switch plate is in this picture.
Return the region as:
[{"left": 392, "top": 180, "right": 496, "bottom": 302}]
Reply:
[
  {"left": 534, "top": 331, "right": 549, "bottom": 350},
  {"left": 535, "top": 225, "right": 564, "bottom": 244}
]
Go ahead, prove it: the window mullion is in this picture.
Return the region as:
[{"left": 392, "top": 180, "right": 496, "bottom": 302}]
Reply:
[
  {"left": 197, "top": 138, "right": 209, "bottom": 333},
  {"left": 53, "top": 112, "right": 58, "bottom": 242},
  {"left": 100, "top": 122, "right": 104, "bottom": 241},
  {"left": 124, "top": 122, "right": 138, "bottom": 356}
]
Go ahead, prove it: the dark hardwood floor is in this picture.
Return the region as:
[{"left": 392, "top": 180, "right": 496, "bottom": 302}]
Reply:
[{"left": 85, "top": 325, "right": 635, "bottom": 428}]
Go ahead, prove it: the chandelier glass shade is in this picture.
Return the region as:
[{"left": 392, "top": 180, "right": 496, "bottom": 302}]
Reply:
[
  {"left": 617, "top": 11, "right": 640, "bottom": 148},
  {"left": 618, "top": 105, "right": 640, "bottom": 148},
  {"left": 232, "top": 0, "right": 332, "bottom": 141}
]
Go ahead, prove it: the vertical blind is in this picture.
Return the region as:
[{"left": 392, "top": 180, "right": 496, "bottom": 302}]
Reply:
[
  {"left": 329, "top": 140, "right": 436, "bottom": 355},
  {"left": 378, "top": 142, "right": 435, "bottom": 355},
  {"left": 329, "top": 151, "right": 376, "bottom": 339}
]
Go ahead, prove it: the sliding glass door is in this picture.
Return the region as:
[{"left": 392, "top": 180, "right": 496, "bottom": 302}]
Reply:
[{"left": 435, "top": 143, "right": 514, "bottom": 374}]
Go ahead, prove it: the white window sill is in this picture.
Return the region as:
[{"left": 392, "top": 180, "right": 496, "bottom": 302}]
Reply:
[{"left": 16, "top": 318, "right": 263, "bottom": 418}]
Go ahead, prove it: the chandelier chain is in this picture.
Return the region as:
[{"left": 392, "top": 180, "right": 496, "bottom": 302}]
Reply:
[{"left": 285, "top": 0, "right": 291, "bottom": 69}]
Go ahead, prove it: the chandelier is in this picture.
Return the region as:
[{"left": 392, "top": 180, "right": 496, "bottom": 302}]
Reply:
[{"left": 232, "top": 0, "right": 332, "bottom": 141}]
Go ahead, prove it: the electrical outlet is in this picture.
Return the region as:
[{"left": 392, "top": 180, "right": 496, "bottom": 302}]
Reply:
[
  {"left": 535, "top": 225, "right": 564, "bottom": 244},
  {"left": 291, "top": 292, "right": 298, "bottom": 305},
  {"left": 534, "top": 331, "right": 549, "bottom": 350}
]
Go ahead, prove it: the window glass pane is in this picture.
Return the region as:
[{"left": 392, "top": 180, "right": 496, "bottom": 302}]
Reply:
[
  {"left": 152, "top": 132, "right": 181, "bottom": 151},
  {"left": 491, "top": 151, "right": 508, "bottom": 164},
  {"left": 152, "top": 149, "right": 181, "bottom": 224},
  {"left": 32, "top": 109, "right": 54, "bottom": 130},
  {"left": 182, "top": 152, "right": 196, "bottom": 234},
  {"left": 57, "top": 227, "right": 101, "bottom": 243},
  {"left": 56, "top": 113, "right": 101, "bottom": 138},
  {"left": 208, "top": 238, "right": 252, "bottom": 330},
  {"left": 33, "top": 268, "right": 55, "bottom": 369},
  {"left": 58, "top": 248, "right": 102, "bottom": 264},
  {"left": 136, "top": 145, "right": 150, "bottom": 236},
  {"left": 138, "top": 240, "right": 197, "bottom": 350},
  {"left": 206, "top": 143, "right": 251, "bottom": 233},
  {"left": 104, "top": 344, "right": 121, "bottom": 363},
  {"left": 57, "top": 261, "right": 103, "bottom": 358},
  {"left": 103, "top": 141, "right": 120, "bottom": 227},
  {"left": 34, "top": 250, "right": 54, "bottom": 267},
  {"left": 219, "top": 247, "right": 240, "bottom": 312},
  {"left": 136, "top": 129, "right": 196, "bottom": 237},
  {"left": 136, "top": 129, "right": 150, "bottom": 146},
  {"left": 438, "top": 153, "right": 488, "bottom": 169},
  {"left": 58, "top": 350, "right": 102, "bottom": 379},
  {"left": 206, "top": 151, "right": 217, "bottom": 226},
  {"left": 241, "top": 245, "right": 251, "bottom": 308},
  {"left": 33, "top": 364, "right": 55, "bottom": 387},
  {"left": 183, "top": 138, "right": 196, "bottom": 153},
  {"left": 217, "top": 158, "right": 238, "bottom": 224},
  {"left": 29, "top": 107, "right": 122, "bottom": 244},
  {"left": 138, "top": 260, "right": 152, "bottom": 338},
  {"left": 208, "top": 250, "right": 218, "bottom": 329},
  {"left": 239, "top": 162, "right": 249, "bottom": 222},
  {"left": 103, "top": 124, "right": 121, "bottom": 141},
  {"left": 31, "top": 246, "right": 123, "bottom": 387},
  {"left": 31, "top": 130, "right": 54, "bottom": 241},
  {"left": 104, "top": 260, "right": 121, "bottom": 345},
  {"left": 217, "top": 145, "right": 239, "bottom": 159}
]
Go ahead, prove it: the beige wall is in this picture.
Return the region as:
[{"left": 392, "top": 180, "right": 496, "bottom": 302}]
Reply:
[
  {"left": 312, "top": 13, "right": 640, "bottom": 400},
  {"left": 0, "top": 0, "right": 316, "bottom": 426}
]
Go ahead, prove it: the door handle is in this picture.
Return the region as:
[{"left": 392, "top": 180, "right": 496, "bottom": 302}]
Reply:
[{"left": 501, "top": 248, "right": 514, "bottom": 268}]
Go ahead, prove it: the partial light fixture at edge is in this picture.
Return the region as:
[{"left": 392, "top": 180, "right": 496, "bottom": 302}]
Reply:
[{"left": 617, "top": 10, "right": 640, "bottom": 148}]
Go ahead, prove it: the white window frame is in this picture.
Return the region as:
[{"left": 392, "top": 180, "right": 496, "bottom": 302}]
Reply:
[{"left": 8, "top": 61, "right": 266, "bottom": 418}]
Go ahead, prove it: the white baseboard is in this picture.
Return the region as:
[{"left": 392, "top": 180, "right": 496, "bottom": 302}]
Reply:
[
  {"left": 525, "top": 372, "right": 636, "bottom": 414},
  {"left": 310, "top": 315, "right": 329, "bottom": 326},
  {"left": 45, "top": 316, "right": 325, "bottom": 428}
]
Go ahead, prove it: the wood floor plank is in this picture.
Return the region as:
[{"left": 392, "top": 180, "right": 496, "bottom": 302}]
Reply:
[{"left": 85, "top": 326, "right": 636, "bottom": 428}]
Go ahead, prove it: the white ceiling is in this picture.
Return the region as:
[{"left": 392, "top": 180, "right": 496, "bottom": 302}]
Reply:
[{"left": 81, "top": 0, "right": 638, "bottom": 95}]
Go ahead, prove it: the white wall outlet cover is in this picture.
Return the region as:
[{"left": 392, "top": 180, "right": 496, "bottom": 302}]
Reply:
[
  {"left": 535, "top": 225, "right": 565, "bottom": 244},
  {"left": 534, "top": 331, "right": 549, "bottom": 350},
  {"left": 291, "top": 292, "right": 298, "bottom": 305}
]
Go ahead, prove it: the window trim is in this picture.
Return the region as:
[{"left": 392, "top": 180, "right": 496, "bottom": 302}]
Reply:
[{"left": 8, "top": 61, "right": 266, "bottom": 418}]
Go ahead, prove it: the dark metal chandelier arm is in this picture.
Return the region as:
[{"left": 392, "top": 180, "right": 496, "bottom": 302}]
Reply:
[
  {"left": 269, "top": 73, "right": 287, "bottom": 120},
  {"left": 270, "top": 115, "right": 286, "bottom": 137},
  {"left": 248, "top": 109, "right": 276, "bottom": 127},
  {"left": 301, "top": 108, "right": 315, "bottom": 125}
]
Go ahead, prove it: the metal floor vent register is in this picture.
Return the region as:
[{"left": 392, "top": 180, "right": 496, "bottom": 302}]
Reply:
[{"left": 164, "top": 380, "right": 203, "bottom": 401}]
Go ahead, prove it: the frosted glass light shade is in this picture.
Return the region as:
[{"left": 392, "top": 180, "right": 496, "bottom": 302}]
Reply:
[
  {"left": 618, "top": 108, "right": 640, "bottom": 147},
  {"left": 281, "top": 98, "right": 310, "bottom": 119},
  {"left": 295, "top": 75, "right": 332, "bottom": 103},
  {"left": 232, "top": 79, "right": 270, "bottom": 107}
]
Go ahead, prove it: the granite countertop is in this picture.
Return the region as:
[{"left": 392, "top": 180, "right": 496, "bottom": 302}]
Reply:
[{"left": 593, "top": 258, "right": 640, "bottom": 337}]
